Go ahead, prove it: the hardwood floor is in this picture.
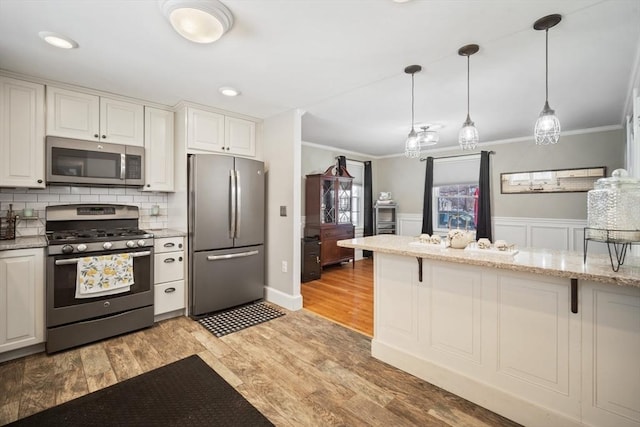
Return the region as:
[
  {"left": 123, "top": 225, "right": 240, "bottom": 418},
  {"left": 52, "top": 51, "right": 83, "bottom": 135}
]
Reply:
[
  {"left": 301, "top": 258, "right": 374, "bottom": 336},
  {"left": 0, "top": 309, "right": 520, "bottom": 426}
]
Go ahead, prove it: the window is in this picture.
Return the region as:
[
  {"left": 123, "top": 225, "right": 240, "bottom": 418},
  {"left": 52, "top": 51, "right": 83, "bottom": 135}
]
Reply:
[
  {"left": 433, "top": 183, "right": 478, "bottom": 231},
  {"left": 431, "top": 155, "right": 480, "bottom": 232},
  {"left": 346, "top": 160, "right": 364, "bottom": 229}
]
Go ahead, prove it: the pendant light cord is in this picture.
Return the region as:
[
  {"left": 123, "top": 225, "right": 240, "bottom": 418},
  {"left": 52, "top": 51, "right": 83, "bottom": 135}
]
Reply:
[
  {"left": 545, "top": 28, "right": 549, "bottom": 103},
  {"left": 411, "top": 72, "right": 415, "bottom": 130},
  {"left": 466, "top": 55, "right": 470, "bottom": 117}
]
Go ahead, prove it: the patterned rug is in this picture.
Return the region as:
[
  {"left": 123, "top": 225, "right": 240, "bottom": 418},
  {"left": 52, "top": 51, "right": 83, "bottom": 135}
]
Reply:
[{"left": 198, "top": 302, "right": 286, "bottom": 337}]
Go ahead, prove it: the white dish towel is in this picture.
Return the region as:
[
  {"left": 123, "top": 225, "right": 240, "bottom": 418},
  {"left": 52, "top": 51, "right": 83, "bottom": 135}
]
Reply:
[{"left": 75, "top": 253, "right": 134, "bottom": 299}]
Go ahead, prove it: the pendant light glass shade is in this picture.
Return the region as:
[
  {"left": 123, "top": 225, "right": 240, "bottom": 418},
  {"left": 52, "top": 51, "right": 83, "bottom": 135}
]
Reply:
[
  {"left": 459, "top": 115, "right": 479, "bottom": 150},
  {"left": 534, "top": 101, "right": 561, "bottom": 145},
  {"left": 416, "top": 126, "right": 439, "bottom": 147},
  {"left": 403, "top": 65, "right": 422, "bottom": 158},
  {"left": 405, "top": 128, "right": 420, "bottom": 157},
  {"left": 533, "top": 14, "right": 562, "bottom": 145},
  {"left": 458, "top": 44, "right": 479, "bottom": 151}
]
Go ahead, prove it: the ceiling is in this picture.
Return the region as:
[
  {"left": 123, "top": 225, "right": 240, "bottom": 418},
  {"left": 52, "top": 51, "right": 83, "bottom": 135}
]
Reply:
[{"left": 0, "top": 0, "right": 638, "bottom": 157}]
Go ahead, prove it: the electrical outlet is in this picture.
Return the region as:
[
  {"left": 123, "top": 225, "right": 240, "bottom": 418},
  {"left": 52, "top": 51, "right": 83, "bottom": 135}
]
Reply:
[{"left": 281, "top": 261, "right": 288, "bottom": 273}]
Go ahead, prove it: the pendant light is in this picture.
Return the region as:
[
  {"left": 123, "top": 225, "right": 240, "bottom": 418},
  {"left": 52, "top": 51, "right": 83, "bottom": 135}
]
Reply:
[
  {"left": 533, "top": 14, "right": 562, "bottom": 145},
  {"left": 416, "top": 126, "right": 439, "bottom": 147},
  {"left": 404, "top": 65, "right": 422, "bottom": 158},
  {"left": 458, "top": 44, "right": 480, "bottom": 150}
]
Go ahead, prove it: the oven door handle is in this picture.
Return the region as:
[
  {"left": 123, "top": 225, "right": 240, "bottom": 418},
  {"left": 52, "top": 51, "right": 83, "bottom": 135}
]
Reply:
[{"left": 54, "top": 251, "right": 152, "bottom": 265}]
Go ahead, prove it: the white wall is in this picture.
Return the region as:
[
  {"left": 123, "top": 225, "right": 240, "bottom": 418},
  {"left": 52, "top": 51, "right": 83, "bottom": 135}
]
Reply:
[
  {"left": 377, "top": 128, "right": 625, "bottom": 219},
  {"left": 262, "top": 109, "right": 304, "bottom": 311}
]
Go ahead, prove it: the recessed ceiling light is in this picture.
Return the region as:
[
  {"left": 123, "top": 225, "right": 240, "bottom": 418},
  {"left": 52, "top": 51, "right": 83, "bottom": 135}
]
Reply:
[
  {"left": 38, "top": 31, "right": 78, "bottom": 49},
  {"left": 160, "top": 0, "right": 233, "bottom": 44},
  {"left": 219, "top": 86, "right": 240, "bottom": 97}
]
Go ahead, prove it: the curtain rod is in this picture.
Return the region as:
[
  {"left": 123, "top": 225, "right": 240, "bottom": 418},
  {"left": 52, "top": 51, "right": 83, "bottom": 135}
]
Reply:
[
  {"left": 335, "top": 156, "right": 365, "bottom": 163},
  {"left": 419, "top": 150, "right": 494, "bottom": 162}
]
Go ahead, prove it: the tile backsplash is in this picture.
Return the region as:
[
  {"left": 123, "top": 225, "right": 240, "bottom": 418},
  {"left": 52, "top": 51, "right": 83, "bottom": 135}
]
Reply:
[{"left": 0, "top": 186, "right": 168, "bottom": 237}]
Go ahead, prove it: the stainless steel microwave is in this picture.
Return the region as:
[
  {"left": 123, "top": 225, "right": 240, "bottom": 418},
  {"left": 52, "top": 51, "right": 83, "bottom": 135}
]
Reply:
[{"left": 46, "top": 136, "right": 145, "bottom": 187}]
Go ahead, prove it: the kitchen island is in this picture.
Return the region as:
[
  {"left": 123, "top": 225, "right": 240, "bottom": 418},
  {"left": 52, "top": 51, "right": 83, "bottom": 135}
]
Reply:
[{"left": 338, "top": 235, "right": 640, "bottom": 427}]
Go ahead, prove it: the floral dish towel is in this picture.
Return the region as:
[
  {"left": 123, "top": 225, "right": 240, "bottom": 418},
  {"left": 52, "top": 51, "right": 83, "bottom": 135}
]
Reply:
[{"left": 76, "top": 253, "right": 134, "bottom": 299}]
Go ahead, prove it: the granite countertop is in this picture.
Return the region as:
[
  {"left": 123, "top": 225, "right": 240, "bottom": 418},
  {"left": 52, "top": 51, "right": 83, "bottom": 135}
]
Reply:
[
  {"left": 146, "top": 228, "right": 187, "bottom": 238},
  {"left": 0, "top": 235, "right": 48, "bottom": 251},
  {"left": 339, "top": 235, "right": 640, "bottom": 288}
]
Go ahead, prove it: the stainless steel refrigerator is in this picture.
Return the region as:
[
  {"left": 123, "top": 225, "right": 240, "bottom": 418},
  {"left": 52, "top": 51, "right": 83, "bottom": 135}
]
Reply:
[{"left": 188, "top": 154, "right": 265, "bottom": 316}]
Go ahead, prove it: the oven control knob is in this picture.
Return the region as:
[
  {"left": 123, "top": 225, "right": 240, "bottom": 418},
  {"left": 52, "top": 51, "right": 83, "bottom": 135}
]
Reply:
[
  {"left": 103, "top": 242, "right": 113, "bottom": 250},
  {"left": 76, "top": 244, "right": 87, "bottom": 252},
  {"left": 62, "top": 244, "right": 74, "bottom": 254},
  {"left": 137, "top": 239, "right": 146, "bottom": 247},
  {"left": 126, "top": 240, "right": 136, "bottom": 248}
]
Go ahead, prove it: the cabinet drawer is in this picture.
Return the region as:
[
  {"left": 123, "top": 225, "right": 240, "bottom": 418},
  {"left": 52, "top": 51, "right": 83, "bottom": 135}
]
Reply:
[
  {"left": 321, "top": 228, "right": 353, "bottom": 240},
  {"left": 154, "top": 280, "right": 185, "bottom": 315},
  {"left": 154, "top": 251, "right": 184, "bottom": 283},
  {"left": 154, "top": 237, "right": 184, "bottom": 254}
]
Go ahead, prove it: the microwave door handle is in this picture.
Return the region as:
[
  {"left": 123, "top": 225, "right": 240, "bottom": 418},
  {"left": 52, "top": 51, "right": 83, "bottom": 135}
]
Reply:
[{"left": 120, "top": 153, "right": 126, "bottom": 180}]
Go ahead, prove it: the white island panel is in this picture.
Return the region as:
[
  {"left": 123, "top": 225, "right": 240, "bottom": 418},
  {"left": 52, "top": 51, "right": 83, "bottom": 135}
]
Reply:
[{"left": 343, "top": 235, "right": 639, "bottom": 427}]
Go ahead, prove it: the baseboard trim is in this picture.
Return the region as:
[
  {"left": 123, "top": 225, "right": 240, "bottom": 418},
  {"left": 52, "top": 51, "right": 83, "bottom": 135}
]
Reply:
[{"left": 265, "top": 286, "right": 303, "bottom": 311}]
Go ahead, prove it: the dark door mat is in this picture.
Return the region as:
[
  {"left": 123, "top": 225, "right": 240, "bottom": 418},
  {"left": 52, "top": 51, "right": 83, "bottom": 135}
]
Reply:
[
  {"left": 198, "top": 302, "right": 285, "bottom": 337},
  {"left": 8, "top": 354, "right": 273, "bottom": 426}
]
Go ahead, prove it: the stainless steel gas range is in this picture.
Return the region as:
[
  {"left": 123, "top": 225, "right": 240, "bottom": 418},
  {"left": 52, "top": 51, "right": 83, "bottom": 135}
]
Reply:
[{"left": 45, "top": 204, "right": 154, "bottom": 354}]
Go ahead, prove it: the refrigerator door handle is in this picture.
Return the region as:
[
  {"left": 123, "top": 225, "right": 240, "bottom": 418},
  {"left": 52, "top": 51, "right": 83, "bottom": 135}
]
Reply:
[
  {"left": 206, "top": 250, "right": 259, "bottom": 261},
  {"left": 236, "top": 169, "right": 241, "bottom": 238},
  {"left": 229, "top": 169, "right": 236, "bottom": 239},
  {"left": 120, "top": 153, "right": 126, "bottom": 180}
]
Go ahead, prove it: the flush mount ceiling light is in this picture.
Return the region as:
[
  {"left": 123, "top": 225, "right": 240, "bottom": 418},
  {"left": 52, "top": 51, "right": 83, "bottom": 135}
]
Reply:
[
  {"left": 458, "top": 44, "right": 479, "bottom": 151},
  {"left": 404, "top": 64, "right": 422, "bottom": 158},
  {"left": 416, "top": 125, "right": 439, "bottom": 147},
  {"left": 38, "top": 31, "right": 78, "bottom": 49},
  {"left": 219, "top": 86, "right": 240, "bottom": 96},
  {"left": 160, "top": 0, "right": 233, "bottom": 44},
  {"left": 533, "top": 14, "right": 562, "bottom": 145}
]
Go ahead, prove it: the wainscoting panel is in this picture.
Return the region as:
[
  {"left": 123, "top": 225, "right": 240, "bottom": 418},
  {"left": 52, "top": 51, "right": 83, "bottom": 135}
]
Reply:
[{"left": 397, "top": 214, "right": 607, "bottom": 254}]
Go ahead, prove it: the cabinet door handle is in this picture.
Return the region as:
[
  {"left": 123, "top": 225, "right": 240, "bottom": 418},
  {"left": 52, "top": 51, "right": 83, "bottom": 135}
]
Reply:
[
  {"left": 316, "top": 256, "right": 320, "bottom": 264},
  {"left": 164, "top": 242, "right": 175, "bottom": 248},
  {"left": 164, "top": 258, "right": 175, "bottom": 263},
  {"left": 164, "top": 287, "right": 176, "bottom": 293}
]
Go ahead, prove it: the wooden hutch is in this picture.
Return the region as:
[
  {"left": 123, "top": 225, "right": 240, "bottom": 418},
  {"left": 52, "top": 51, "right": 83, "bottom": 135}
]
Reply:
[{"left": 305, "top": 165, "right": 355, "bottom": 268}]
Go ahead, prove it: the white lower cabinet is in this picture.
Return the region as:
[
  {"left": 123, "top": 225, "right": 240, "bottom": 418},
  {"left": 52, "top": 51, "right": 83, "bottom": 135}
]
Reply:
[
  {"left": 581, "top": 281, "right": 640, "bottom": 427},
  {"left": 0, "top": 248, "right": 44, "bottom": 353},
  {"left": 373, "top": 253, "right": 638, "bottom": 427},
  {"left": 153, "top": 237, "right": 185, "bottom": 317}
]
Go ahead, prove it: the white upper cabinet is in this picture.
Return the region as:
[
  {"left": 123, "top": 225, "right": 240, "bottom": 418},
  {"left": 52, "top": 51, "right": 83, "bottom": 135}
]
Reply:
[
  {"left": 144, "top": 107, "right": 174, "bottom": 192},
  {"left": 225, "top": 116, "right": 256, "bottom": 157},
  {"left": 187, "top": 107, "right": 225, "bottom": 152},
  {"left": 99, "top": 97, "right": 144, "bottom": 146},
  {"left": 185, "top": 106, "right": 256, "bottom": 157},
  {"left": 46, "top": 86, "right": 144, "bottom": 146},
  {"left": 0, "top": 76, "right": 45, "bottom": 188}
]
